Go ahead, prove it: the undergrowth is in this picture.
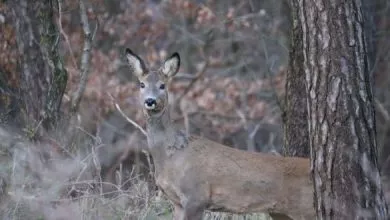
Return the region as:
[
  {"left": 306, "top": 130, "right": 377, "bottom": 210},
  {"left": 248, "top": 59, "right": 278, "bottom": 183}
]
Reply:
[{"left": 0, "top": 127, "right": 270, "bottom": 220}]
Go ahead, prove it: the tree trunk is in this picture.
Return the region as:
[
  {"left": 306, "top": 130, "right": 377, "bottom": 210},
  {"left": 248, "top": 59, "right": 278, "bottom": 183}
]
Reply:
[
  {"left": 299, "top": 0, "right": 388, "bottom": 218},
  {"left": 283, "top": 0, "right": 310, "bottom": 157},
  {"left": 10, "top": 0, "right": 67, "bottom": 133}
]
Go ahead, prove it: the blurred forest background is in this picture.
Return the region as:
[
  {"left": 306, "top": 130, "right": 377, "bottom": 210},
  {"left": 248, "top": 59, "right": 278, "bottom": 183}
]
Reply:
[{"left": 0, "top": 0, "right": 390, "bottom": 219}]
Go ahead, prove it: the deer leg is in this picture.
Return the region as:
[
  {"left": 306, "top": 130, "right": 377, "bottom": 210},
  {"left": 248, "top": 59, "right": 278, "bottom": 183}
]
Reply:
[
  {"left": 173, "top": 204, "right": 185, "bottom": 220},
  {"left": 176, "top": 180, "right": 209, "bottom": 220},
  {"left": 173, "top": 202, "right": 204, "bottom": 220},
  {"left": 182, "top": 207, "right": 203, "bottom": 220},
  {"left": 181, "top": 200, "right": 205, "bottom": 220}
]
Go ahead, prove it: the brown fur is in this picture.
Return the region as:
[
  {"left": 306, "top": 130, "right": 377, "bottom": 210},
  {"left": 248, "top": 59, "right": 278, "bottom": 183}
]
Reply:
[{"left": 125, "top": 48, "right": 314, "bottom": 220}]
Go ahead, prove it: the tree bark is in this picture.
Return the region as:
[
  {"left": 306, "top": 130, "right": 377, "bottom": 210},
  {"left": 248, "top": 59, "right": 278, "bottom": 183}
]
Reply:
[
  {"left": 299, "top": 0, "right": 388, "bottom": 218},
  {"left": 10, "top": 0, "right": 67, "bottom": 132},
  {"left": 283, "top": 0, "right": 310, "bottom": 158}
]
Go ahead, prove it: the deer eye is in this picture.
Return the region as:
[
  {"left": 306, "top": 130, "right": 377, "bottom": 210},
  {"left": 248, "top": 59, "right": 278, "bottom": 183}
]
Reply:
[
  {"left": 140, "top": 82, "right": 145, "bottom": 88},
  {"left": 159, "top": 84, "right": 165, "bottom": 90}
]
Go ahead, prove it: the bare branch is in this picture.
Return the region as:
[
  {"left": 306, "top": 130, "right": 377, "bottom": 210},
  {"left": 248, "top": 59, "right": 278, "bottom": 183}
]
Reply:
[
  {"left": 57, "top": 0, "right": 77, "bottom": 68},
  {"left": 107, "top": 93, "right": 147, "bottom": 136},
  {"left": 247, "top": 124, "right": 260, "bottom": 152},
  {"left": 70, "top": 0, "right": 95, "bottom": 113},
  {"left": 177, "top": 61, "right": 209, "bottom": 102},
  {"left": 375, "top": 98, "right": 390, "bottom": 122},
  {"left": 261, "top": 37, "right": 284, "bottom": 114}
]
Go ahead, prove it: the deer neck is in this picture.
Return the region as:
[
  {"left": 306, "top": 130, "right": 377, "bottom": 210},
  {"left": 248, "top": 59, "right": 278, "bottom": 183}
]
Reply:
[
  {"left": 146, "top": 108, "right": 173, "bottom": 135},
  {"left": 145, "top": 107, "right": 177, "bottom": 174}
]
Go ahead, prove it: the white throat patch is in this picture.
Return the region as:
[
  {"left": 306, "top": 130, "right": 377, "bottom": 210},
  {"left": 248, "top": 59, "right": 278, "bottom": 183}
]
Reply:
[{"left": 145, "top": 103, "right": 156, "bottom": 110}]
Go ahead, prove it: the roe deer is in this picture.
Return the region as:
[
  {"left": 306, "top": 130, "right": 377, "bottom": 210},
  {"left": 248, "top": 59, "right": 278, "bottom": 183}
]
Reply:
[{"left": 125, "top": 48, "right": 314, "bottom": 220}]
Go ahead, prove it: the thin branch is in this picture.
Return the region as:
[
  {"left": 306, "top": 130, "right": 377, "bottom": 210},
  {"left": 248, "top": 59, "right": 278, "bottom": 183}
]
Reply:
[
  {"left": 70, "top": 0, "right": 95, "bottom": 113},
  {"left": 57, "top": 0, "right": 77, "bottom": 68},
  {"left": 261, "top": 37, "right": 284, "bottom": 113},
  {"left": 235, "top": 77, "right": 249, "bottom": 131},
  {"left": 177, "top": 61, "right": 209, "bottom": 102},
  {"left": 107, "top": 93, "right": 147, "bottom": 136},
  {"left": 247, "top": 124, "right": 260, "bottom": 152},
  {"left": 375, "top": 98, "right": 390, "bottom": 122},
  {"left": 115, "top": 103, "right": 147, "bottom": 136}
]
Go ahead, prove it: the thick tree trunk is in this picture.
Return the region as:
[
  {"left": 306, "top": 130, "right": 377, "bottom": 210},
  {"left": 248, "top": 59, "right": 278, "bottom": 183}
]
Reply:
[
  {"left": 299, "top": 0, "right": 388, "bottom": 219},
  {"left": 283, "top": 0, "right": 309, "bottom": 157},
  {"left": 10, "top": 0, "right": 67, "bottom": 132}
]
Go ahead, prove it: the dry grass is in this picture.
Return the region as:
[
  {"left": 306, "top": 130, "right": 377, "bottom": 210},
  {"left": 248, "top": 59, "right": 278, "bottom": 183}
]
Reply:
[{"left": 0, "top": 127, "right": 271, "bottom": 220}]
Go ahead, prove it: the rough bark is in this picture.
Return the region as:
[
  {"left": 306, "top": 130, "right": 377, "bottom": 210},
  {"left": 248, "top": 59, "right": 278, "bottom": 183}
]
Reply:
[
  {"left": 361, "top": 0, "right": 377, "bottom": 72},
  {"left": 283, "top": 0, "right": 310, "bottom": 157},
  {"left": 0, "top": 68, "right": 21, "bottom": 127},
  {"left": 299, "top": 0, "right": 388, "bottom": 218},
  {"left": 10, "top": 0, "right": 67, "bottom": 132}
]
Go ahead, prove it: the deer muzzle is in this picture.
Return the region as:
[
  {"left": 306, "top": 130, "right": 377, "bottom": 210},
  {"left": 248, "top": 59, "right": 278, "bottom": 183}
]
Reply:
[{"left": 144, "top": 98, "right": 157, "bottom": 110}]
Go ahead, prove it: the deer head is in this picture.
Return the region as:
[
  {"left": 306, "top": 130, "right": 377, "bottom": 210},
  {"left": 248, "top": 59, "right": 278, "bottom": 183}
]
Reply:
[{"left": 125, "top": 48, "right": 180, "bottom": 117}]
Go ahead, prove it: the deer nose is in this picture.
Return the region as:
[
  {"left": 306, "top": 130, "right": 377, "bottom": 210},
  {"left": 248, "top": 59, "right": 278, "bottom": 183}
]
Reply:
[{"left": 144, "top": 98, "right": 157, "bottom": 108}]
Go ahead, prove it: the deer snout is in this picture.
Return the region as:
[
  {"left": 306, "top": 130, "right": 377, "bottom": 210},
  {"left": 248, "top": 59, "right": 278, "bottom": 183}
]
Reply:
[{"left": 144, "top": 98, "right": 157, "bottom": 110}]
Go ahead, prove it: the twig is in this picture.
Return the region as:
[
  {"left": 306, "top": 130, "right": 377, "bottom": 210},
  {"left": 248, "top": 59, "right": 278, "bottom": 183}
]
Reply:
[
  {"left": 184, "top": 111, "right": 190, "bottom": 137},
  {"left": 236, "top": 109, "right": 248, "bottom": 129},
  {"left": 375, "top": 98, "right": 390, "bottom": 122},
  {"left": 57, "top": 0, "right": 78, "bottom": 68},
  {"left": 107, "top": 93, "right": 147, "bottom": 136},
  {"left": 261, "top": 37, "right": 285, "bottom": 114},
  {"left": 70, "top": 0, "right": 96, "bottom": 113},
  {"left": 247, "top": 124, "right": 260, "bottom": 152},
  {"left": 235, "top": 77, "right": 249, "bottom": 130},
  {"left": 115, "top": 103, "right": 147, "bottom": 136},
  {"left": 107, "top": 94, "right": 152, "bottom": 190},
  {"left": 177, "top": 61, "right": 209, "bottom": 102}
]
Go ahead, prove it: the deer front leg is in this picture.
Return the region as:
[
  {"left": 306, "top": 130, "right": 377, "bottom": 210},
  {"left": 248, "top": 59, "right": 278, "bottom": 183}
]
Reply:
[
  {"left": 173, "top": 201, "right": 204, "bottom": 220},
  {"left": 178, "top": 193, "right": 207, "bottom": 220},
  {"left": 176, "top": 179, "right": 210, "bottom": 220},
  {"left": 173, "top": 204, "right": 185, "bottom": 220},
  {"left": 182, "top": 204, "right": 204, "bottom": 220}
]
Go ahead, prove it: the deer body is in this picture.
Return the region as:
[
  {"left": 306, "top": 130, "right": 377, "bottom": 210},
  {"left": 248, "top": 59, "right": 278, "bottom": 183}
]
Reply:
[{"left": 125, "top": 48, "right": 314, "bottom": 220}]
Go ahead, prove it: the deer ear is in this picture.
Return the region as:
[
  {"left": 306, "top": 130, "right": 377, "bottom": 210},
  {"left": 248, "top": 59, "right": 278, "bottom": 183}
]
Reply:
[
  {"left": 160, "top": 52, "right": 180, "bottom": 78},
  {"left": 125, "top": 48, "right": 146, "bottom": 78}
]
